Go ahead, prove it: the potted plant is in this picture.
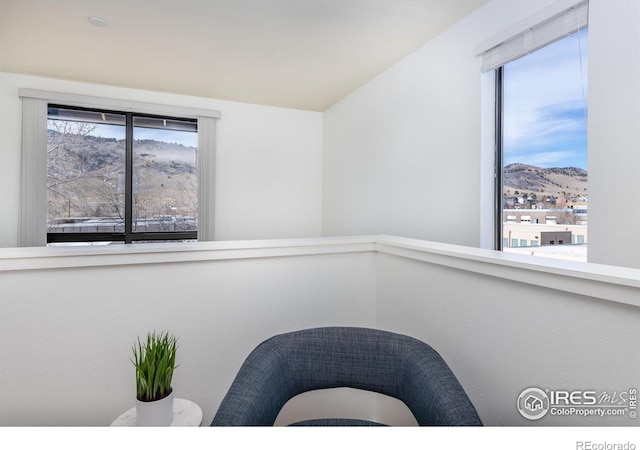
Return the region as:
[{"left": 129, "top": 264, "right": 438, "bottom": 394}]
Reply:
[{"left": 131, "top": 331, "right": 178, "bottom": 426}]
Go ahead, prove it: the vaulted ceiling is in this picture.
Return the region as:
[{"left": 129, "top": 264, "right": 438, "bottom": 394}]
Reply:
[{"left": 0, "top": 0, "right": 488, "bottom": 111}]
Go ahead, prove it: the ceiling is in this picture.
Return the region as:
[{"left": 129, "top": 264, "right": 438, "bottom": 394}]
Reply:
[{"left": 0, "top": 0, "right": 488, "bottom": 111}]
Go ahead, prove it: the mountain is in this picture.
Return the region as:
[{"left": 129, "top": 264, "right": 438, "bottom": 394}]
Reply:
[
  {"left": 47, "top": 130, "right": 196, "bottom": 174},
  {"left": 503, "top": 163, "right": 587, "bottom": 200},
  {"left": 47, "top": 129, "right": 197, "bottom": 221}
]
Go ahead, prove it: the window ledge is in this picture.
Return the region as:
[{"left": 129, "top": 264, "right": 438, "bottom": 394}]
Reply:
[
  {"left": 0, "top": 236, "right": 377, "bottom": 272},
  {"left": 0, "top": 235, "right": 638, "bottom": 308},
  {"left": 374, "top": 235, "right": 640, "bottom": 308}
]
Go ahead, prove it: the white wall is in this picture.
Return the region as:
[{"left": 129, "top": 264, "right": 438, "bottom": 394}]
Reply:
[
  {"left": 376, "top": 251, "right": 640, "bottom": 426},
  {"left": 1, "top": 236, "right": 637, "bottom": 426},
  {"left": 0, "top": 73, "right": 323, "bottom": 247},
  {"left": 322, "top": 0, "right": 640, "bottom": 269},
  {"left": 0, "top": 243, "right": 377, "bottom": 426},
  {"left": 322, "top": 0, "right": 557, "bottom": 246},
  {"left": 587, "top": 0, "right": 640, "bottom": 269}
]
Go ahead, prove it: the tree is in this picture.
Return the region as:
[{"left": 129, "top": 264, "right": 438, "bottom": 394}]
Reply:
[
  {"left": 47, "top": 121, "right": 126, "bottom": 230},
  {"left": 47, "top": 121, "right": 98, "bottom": 223}
]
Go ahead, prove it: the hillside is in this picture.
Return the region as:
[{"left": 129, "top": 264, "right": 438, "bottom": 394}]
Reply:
[
  {"left": 47, "top": 130, "right": 197, "bottom": 222},
  {"left": 503, "top": 163, "right": 587, "bottom": 201},
  {"left": 47, "top": 131, "right": 196, "bottom": 174}
]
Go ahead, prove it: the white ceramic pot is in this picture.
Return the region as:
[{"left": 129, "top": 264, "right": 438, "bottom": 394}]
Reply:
[{"left": 135, "top": 389, "right": 174, "bottom": 426}]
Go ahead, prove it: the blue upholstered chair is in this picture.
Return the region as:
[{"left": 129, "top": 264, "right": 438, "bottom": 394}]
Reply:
[{"left": 211, "top": 327, "right": 482, "bottom": 426}]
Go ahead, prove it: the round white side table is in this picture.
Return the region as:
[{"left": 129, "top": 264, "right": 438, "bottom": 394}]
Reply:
[{"left": 111, "top": 398, "right": 203, "bottom": 426}]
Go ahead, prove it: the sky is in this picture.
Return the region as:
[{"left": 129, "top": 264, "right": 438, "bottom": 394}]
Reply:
[{"left": 503, "top": 28, "right": 588, "bottom": 169}]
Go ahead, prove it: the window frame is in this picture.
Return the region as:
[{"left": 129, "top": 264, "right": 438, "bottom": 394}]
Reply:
[
  {"left": 46, "top": 104, "right": 199, "bottom": 244},
  {"left": 19, "top": 89, "right": 220, "bottom": 247},
  {"left": 493, "top": 30, "right": 588, "bottom": 255},
  {"left": 494, "top": 66, "right": 504, "bottom": 251},
  {"left": 476, "top": 0, "right": 589, "bottom": 253}
]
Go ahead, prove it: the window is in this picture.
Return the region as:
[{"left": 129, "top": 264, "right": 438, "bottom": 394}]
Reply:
[
  {"left": 47, "top": 106, "right": 198, "bottom": 244},
  {"left": 480, "top": 0, "right": 589, "bottom": 262},
  {"left": 19, "top": 90, "right": 219, "bottom": 246}
]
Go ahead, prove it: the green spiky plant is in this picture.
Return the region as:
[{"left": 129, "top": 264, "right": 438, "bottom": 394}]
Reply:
[{"left": 132, "top": 331, "right": 178, "bottom": 402}]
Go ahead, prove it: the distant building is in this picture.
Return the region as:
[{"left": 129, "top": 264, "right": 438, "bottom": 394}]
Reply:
[{"left": 540, "top": 231, "right": 572, "bottom": 246}]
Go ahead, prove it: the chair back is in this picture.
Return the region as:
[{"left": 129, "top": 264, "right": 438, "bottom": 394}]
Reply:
[{"left": 211, "top": 327, "right": 482, "bottom": 426}]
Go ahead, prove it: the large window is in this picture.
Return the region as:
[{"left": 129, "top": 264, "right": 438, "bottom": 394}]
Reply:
[
  {"left": 482, "top": 1, "right": 589, "bottom": 262},
  {"left": 47, "top": 106, "right": 198, "bottom": 244},
  {"left": 497, "top": 28, "right": 588, "bottom": 262},
  {"left": 19, "top": 89, "right": 219, "bottom": 247}
]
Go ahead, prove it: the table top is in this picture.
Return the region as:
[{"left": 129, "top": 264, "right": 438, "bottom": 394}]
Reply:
[{"left": 110, "top": 398, "right": 203, "bottom": 426}]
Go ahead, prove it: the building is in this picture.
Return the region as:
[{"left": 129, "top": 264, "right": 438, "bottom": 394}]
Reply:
[{"left": 0, "top": 0, "right": 638, "bottom": 437}]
